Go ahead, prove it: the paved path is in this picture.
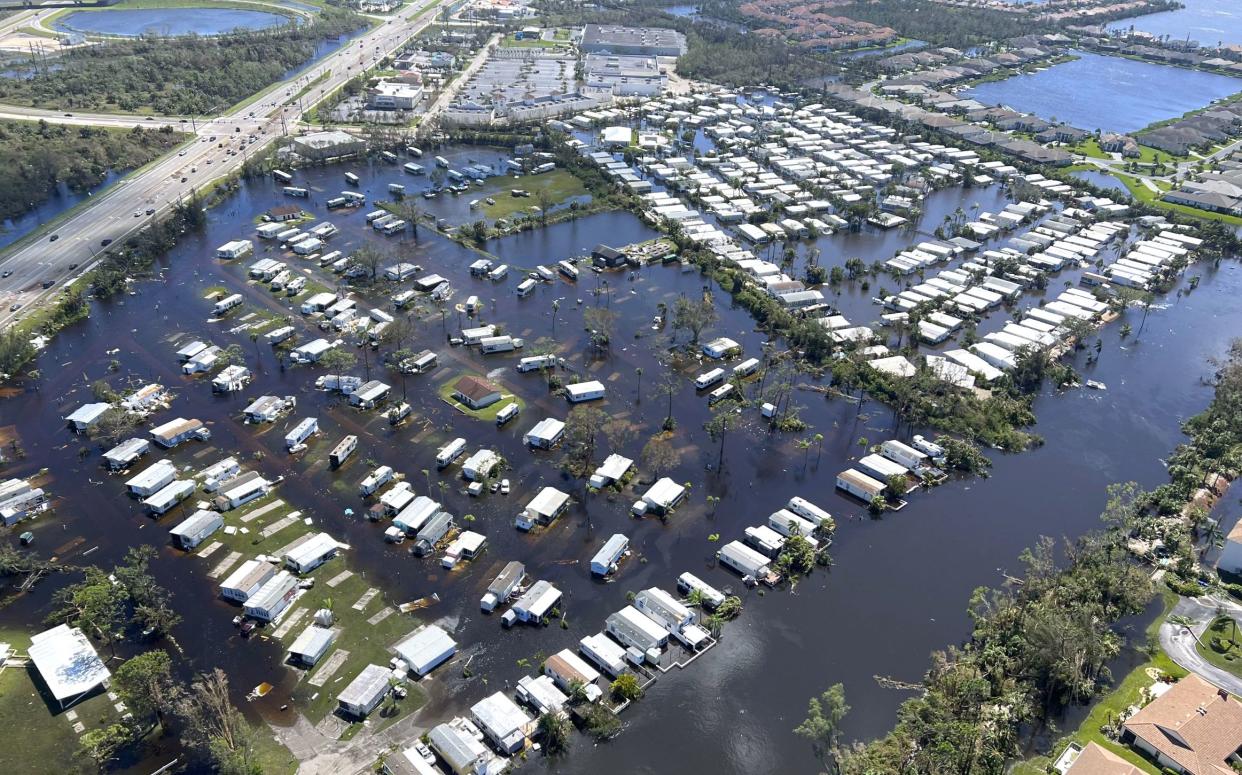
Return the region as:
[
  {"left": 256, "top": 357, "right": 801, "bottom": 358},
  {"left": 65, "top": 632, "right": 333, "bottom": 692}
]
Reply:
[{"left": 1159, "top": 594, "right": 1242, "bottom": 697}]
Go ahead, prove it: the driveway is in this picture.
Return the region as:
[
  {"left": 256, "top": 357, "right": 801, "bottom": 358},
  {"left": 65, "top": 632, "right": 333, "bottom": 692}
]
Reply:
[{"left": 1159, "top": 594, "right": 1242, "bottom": 697}]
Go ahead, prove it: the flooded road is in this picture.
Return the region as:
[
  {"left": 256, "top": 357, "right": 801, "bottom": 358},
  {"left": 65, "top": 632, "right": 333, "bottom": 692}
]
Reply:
[{"left": 0, "top": 150, "right": 1237, "bottom": 775}]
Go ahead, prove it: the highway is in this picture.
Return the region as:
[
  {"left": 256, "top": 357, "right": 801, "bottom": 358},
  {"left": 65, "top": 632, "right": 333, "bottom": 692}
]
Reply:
[{"left": 0, "top": 0, "right": 447, "bottom": 328}]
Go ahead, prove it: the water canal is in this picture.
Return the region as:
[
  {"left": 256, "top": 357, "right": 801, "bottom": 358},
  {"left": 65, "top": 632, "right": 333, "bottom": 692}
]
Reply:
[{"left": 0, "top": 148, "right": 1237, "bottom": 775}]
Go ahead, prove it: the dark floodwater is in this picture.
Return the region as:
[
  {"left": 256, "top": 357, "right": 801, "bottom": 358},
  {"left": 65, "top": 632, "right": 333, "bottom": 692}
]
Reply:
[
  {"left": 54, "top": 8, "right": 288, "bottom": 37},
  {"left": 1108, "top": 0, "right": 1242, "bottom": 48},
  {"left": 1, "top": 147, "right": 1238, "bottom": 775},
  {"left": 0, "top": 170, "right": 124, "bottom": 252},
  {"left": 964, "top": 51, "right": 1242, "bottom": 134}
]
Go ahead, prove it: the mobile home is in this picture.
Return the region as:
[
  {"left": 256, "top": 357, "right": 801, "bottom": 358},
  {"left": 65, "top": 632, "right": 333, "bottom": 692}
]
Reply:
[{"left": 590, "top": 533, "right": 629, "bottom": 577}]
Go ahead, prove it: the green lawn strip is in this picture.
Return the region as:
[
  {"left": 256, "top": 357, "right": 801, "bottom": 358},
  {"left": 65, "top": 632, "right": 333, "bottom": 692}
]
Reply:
[
  {"left": 479, "top": 169, "right": 588, "bottom": 222},
  {"left": 1013, "top": 591, "right": 1185, "bottom": 775},
  {"left": 248, "top": 724, "right": 299, "bottom": 775},
  {"left": 500, "top": 33, "right": 566, "bottom": 49},
  {"left": 1193, "top": 615, "right": 1242, "bottom": 678},
  {"left": 1109, "top": 172, "right": 1242, "bottom": 226},
  {"left": 199, "top": 494, "right": 426, "bottom": 728},
  {"left": 1069, "top": 138, "right": 1110, "bottom": 160},
  {"left": 436, "top": 371, "right": 526, "bottom": 423}
]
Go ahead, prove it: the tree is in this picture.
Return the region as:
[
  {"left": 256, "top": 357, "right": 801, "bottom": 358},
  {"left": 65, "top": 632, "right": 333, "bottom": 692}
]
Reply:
[
  {"left": 583, "top": 306, "right": 617, "bottom": 352},
  {"left": 537, "top": 711, "right": 571, "bottom": 755},
  {"left": 176, "top": 669, "right": 257, "bottom": 770},
  {"left": 610, "top": 673, "right": 643, "bottom": 702},
  {"left": 318, "top": 347, "right": 357, "bottom": 372},
  {"left": 656, "top": 371, "right": 680, "bottom": 431},
  {"left": 536, "top": 189, "right": 553, "bottom": 226},
  {"left": 794, "top": 684, "right": 849, "bottom": 774},
  {"left": 562, "top": 404, "right": 606, "bottom": 475},
  {"left": 351, "top": 242, "right": 387, "bottom": 283},
  {"left": 77, "top": 723, "right": 137, "bottom": 769},
  {"left": 704, "top": 399, "right": 744, "bottom": 470},
  {"left": 47, "top": 566, "right": 128, "bottom": 651},
  {"left": 775, "top": 532, "right": 816, "bottom": 578},
  {"left": 640, "top": 435, "right": 678, "bottom": 477},
  {"left": 113, "top": 650, "right": 180, "bottom": 727},
  {"left": 671, "top": 294, "right": 718, "bottom": 345}
]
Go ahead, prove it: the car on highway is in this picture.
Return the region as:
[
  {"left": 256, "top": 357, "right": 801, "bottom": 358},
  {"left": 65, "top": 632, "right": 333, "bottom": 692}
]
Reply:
[
  {"left": 146, "top": 208, "right": 155, "bottom": 215},
  {"left": 9, "top": 304, "right": 20, "bottom": 312},
  {"left": 1, "top": 270, "right": 11, "bottom": 278},
  {"left": 41, "top": 280, "right": 53, "bottom": 289},
  {"left": 100, "top": 239, "right": 112, "bottom": 247},
  {"left": 133, "top": 211, "right": 142, "bottom": 217},
  {"left": 48, "top": 234, "right": 58, "bottom": 242},
  {"left": 181, "top": 177, "right": 187, "bottom": 183},
  {"left": 179, "top": 150, "right": 187, "bottom": 156},
  {"left": 68, "top": 263, "right": 78, "bottom": 270}
]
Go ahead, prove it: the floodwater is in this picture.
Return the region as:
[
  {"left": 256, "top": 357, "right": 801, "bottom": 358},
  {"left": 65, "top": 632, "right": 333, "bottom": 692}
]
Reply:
[
  {"left": 1072, "top": 168, "right": 1133, "bottom": 199},
  {"left": 1108, "top": 0, "right": 1242, "bottom": 48},
  {"left": 963, "top": 50, "right": 1242, "bottom": 134},
  {"left": 0, "top": 170, "right": 124, "bottom": 252},
  {"left": 0, "top": 146, "right": 1238, "bottom": 775},
  {"left": 54, "top": 8, "right": 289, "bottom": 37}
]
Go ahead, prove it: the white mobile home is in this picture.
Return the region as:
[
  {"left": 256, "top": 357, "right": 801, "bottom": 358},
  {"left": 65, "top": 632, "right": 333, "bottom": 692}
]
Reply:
[
  {"left": 103, "top": 438, "right": 149, "bottom": 470},
  {"left": 337, "top": 664, "right": 391, "bottom": 719},
  {"left": 589, "top": 453, "right": 634, "bottom": 489},
  {"left": 677, "top": 572, "right": 725, "bottom": 609},
  {"left": 511, "top": 579, "right": 562, "bottom": 624},
  {"left": 516, "top": 486, "right": 571, "bottom": 531},
  {"left": 544, "top": 650, "right": 603, "bottom": 702},
  {"left": 288, "top": 625, "right": 337, "bottom": 667},
  {"left": 244, "top": 570, "right": 299, "bottom": 621},
  {"left": 786, "top": 496, "right": 833, "bottom": 530},
  {"left": 565, "top": 380, "right": 606, "bottom": 403},
  {"left": 435, "top": 437, "right": 467, "bottom": 468},
  {"left": 470, "top": 692, "right": 534, "bottom": 754},
  {"left": 285, "top": 417, "right": 318, "bottom": 450},
  {"left": 219, "top": 559, "right": 277, "bottom": 603},
  {"left": 590, "top": 533, "right": 629, "bottom": 577},
  {"left": 393, "top": 624, "right": 457, "bottom": 677},
  {"left": 461, "top": 449, "right": 499, "bottom": 481},
  {"left": 481, "top": 561, "right": 526, "bottom": 612},
  {"left": 717, "top": 540, "right": 773, "bottom": 580},
  {"left": 282, "top": 532, "right": 340, "bottom": 574},
  {"left": 143, "top": 479, "right": 195, "bottom": 515},
  {"left": 169, "top": 510, "right": 223, "bottom": 550},
  {"left": 638, "top": 477, "right": 686, "bottom": 515},
  {"left": 126, "top": 459, "right": 177, "bottom": 497},
  {"left": 836, "top": 468, "right": 886, "bottom": 501},
  {"left": 580, "top": 632, "right": 627, "bottom": 677},
  {"left": 524, "top": 418, "right": 566, "bottom": 449},
  {"left": 606, "top": 605, "right": 668, "bottom": 653}
]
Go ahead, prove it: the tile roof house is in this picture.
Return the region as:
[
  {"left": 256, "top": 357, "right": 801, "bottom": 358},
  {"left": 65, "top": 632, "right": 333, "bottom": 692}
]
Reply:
[
  {"left": 452, "top": 375, "right": 503, "bottom": 410},
  {"left": 1065, "top": 742, "right": 1146, "bottom": 775},
  {"left": 1120, "top": 674, "right": 1242, "bottom": 775}
]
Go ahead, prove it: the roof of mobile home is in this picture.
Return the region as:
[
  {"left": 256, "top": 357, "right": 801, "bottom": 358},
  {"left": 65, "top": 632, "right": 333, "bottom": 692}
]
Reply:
[{"left": 29, "top": 624, "right": 111, "bottom": 707}]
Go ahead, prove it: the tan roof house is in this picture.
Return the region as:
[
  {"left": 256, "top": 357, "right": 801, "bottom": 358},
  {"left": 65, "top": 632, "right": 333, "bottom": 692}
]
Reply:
[
  {"left": 1121, "top": 674, "right": 1242, "bottom": 775},
  {"left": 1065, "top": 742, "right": 1145, "bottom": 775}
]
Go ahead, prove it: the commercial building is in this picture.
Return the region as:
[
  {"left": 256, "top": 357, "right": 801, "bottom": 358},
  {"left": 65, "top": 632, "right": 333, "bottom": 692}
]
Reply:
[
  {"left": 580, "top": 24, "right": 687, "bottom": 56},
  {"left": 293, "top": 130, "right": 365, "bottom": 161},
  {"left": 368, "top": 80, "right": 424, "bottom": 110}
]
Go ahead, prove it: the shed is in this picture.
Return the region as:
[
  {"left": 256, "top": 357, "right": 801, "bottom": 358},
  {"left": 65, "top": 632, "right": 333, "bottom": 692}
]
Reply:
[{"left": 393, "top": 625, "right": 457, "bottom": 677}]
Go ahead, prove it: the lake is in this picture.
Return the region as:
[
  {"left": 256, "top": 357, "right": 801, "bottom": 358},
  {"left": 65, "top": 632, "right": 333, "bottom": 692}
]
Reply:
[
  {"left": 0, "top": 143, "right": 1235, "bottom": 775},
  {"left": 964, "top": 50, "right": 1242, "bottom": 134},
  {"left": 1108, "top": 0, "right": 1242, "bottom": 48},
  {"left": 54, "top": 8, "right": 289, "bottom": 38}
]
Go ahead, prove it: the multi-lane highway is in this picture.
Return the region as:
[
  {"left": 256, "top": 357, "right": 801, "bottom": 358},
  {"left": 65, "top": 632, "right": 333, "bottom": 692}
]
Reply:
[{"left": 0, "top": 0, "right": 447, "bottom": 327}]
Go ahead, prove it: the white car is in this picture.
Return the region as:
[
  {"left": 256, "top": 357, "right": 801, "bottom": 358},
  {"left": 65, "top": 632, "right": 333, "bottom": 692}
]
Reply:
[
  {"left": 500, "top": 479, "right": 510, "bottom": 495},
  {"left": 412, "top": 742, "right": 434, "bottom": 764}
]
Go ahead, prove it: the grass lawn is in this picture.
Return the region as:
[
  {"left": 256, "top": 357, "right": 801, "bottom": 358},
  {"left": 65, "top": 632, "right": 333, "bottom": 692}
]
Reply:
[
  {"left": 187, "top": 493, "right": 428, "bottom": 731},
  {"left": 480, "top": 169, "right": 588, "bottom": 222},
  {"left": 501, "top": 33, "right": 566, "bottom": 49},
  {"left": 1012, "top": 591, "right": 1186, "bottom": 775},
  {"left": 436, "top": 372, "right": 526, "bottom": 423},
  {"left": 1071, "top": 139, "right": 1110, "bottom": 160},
  {"left": 1110, "top": 172, "right": 1242, "bottom": 226},
  {"left": 1194, "top": 615, "right": 1242, "bottom": 677}
]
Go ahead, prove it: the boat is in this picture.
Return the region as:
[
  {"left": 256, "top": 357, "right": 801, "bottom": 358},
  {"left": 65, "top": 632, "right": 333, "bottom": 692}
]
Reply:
[{"left": 1086, "top": 380, "right": 1107, "bottom": 391}]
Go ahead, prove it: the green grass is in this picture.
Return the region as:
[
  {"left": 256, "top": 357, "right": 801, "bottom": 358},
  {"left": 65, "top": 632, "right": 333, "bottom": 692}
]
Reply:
[
  {"left": 500, "top": 33, "right": 566, "bottom": 49},
  {"left": 1070, "top": 138, "right": 1110, "bottom": 160},
  {"left": 436, "top": 372, "right": 525, "bottom": 423},
  {"left": 1195, "top": 616, "right": 1242, "bottom": 678},
  {"left": 1108, "top": 172, "right": 1242, "bottom": 226},
  {"left": 480, "top": 169, "right": 588, "bottom": 222},
  {"left": 197, "top": 494, "right": 427, "bottom": 729},
  {"left": 1012, "top": 591, "right": 1185, "bottom": 775}
]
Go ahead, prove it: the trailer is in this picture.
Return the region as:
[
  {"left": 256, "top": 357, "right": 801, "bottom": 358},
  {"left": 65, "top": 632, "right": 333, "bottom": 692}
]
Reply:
[
  {"left": 403, "top": 162, "right": 425, "bottom": 175},
  {"left": 694, "top": 368, "right": 725, "bottom": 390},
  {"left": 272, "top": 170, "right": 293, "bottom": 183},
  {"left": 565, "top": 380, "right": 605, "bottom": 403},
  {"left": 285, "top": 417, "right": 318, "bottom": 451},
  {"left": 590, "top": 533, "right": 629, "bottom": 577},
  {"left": 557, "top": 260, "right": 579, "bottom": 280},
  {"left": 344, "top": 172, "right": 359, "bottom": 186},
  {"left": 516, "top": 278, "right": 536, "bottom": 297},
  {"left": 329, "top": 435, "right": 357, "bottom": 468},
  {"left": 435, "top": 437, "right": 467, "bottom": 469},
  {"left": 212, "top": 293, "right": 244, "bottom": 316},
  {"left": 283, "top": 186, "right": 309, "bottom": 198}
]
